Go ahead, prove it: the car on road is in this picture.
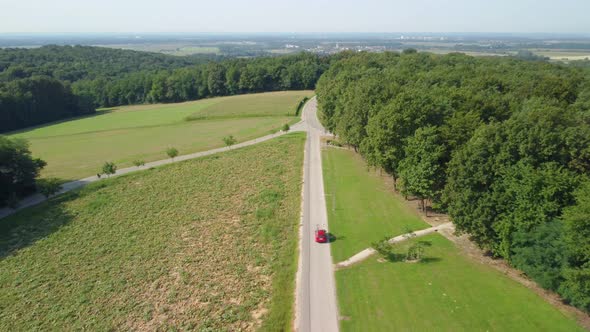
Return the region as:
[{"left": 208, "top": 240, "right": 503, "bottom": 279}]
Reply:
[{"left": 315, "top": 227, "right": 328, "bottom": 243}]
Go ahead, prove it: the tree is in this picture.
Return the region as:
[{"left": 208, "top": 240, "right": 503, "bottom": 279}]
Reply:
[
  {"left": 0, "top": 136, "right": 46, "bottom": 206},
  {"left": 102, "top": 162, "right": 117, "bottom": 178},
  {"left": 406, "top": 241, "right": 431, "bottom": 261},
  {"left": 510, "top": 221, "right": 567, "bottom": 291},
  {"left": 282, "top": 123, "right": 290, "bottom": 132},
  {"left": 223, "top": 135, "right": 237, "bottom": 148},
  {"left": 37, "top": 178, "right": 62, "bottom": 198},
  {"left": 398, "top": 126, "right": 445, "bottom": 214},
  {"left": 132, "top": 159, "right": 145, "bottom": 167},
  {"left": 166, "top": 147, "right": 179, "bottom": 160}
]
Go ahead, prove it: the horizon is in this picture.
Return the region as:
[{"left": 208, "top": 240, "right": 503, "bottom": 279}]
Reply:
[{"left": 1, "top": 0, "right": 589, "bottom": 34}]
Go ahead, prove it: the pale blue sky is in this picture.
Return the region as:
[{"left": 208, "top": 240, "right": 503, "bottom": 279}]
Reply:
[{"left": 0, "top": 0, "right": 588, "bottom": 33}]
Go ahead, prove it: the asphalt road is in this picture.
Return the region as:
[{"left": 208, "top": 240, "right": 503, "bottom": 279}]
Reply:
[
  {"left": 0, "top": 96, "right": 341, "bottom": 331},
  {"left": 295, "top": 98, "right": 339, "bottom": 332}
]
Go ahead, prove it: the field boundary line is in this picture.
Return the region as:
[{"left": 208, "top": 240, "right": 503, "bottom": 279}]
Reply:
[{"left": 0, "top": 121, "right": 306, "bottom": 220}]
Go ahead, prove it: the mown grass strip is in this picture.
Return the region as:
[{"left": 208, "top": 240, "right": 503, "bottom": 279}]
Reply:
[{"left": 323, "top": 147, "right": 584, "bottom": 331}]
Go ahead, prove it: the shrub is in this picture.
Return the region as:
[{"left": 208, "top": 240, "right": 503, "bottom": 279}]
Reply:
[
  {"left": 37, "top": 178, "right": 62, "bottom": 198},
  {"left": 102, "top": 162, "right": 117, "bottom": 177},
  {"left": 166, "top": 148, "right": 179, "bottom": 160}
]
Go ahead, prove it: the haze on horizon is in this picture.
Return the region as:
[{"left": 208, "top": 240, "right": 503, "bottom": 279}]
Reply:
[{"left": 0, "top": 0, "right": 589, "bottom": 34}]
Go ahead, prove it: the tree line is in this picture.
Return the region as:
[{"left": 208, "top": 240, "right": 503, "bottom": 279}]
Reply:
[
  {"left": 0, "top": 45, "right": 332, "bottom": 132},
  {"left": 316, "top": 50, "right": 590, "bottom": 311}
]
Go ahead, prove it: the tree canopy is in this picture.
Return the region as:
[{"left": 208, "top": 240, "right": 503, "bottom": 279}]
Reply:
[{"left": 316, "top": 50, "right": 590, "bottom": 311}]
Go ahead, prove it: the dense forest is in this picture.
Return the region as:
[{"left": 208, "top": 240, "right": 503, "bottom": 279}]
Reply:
[
  {"left": 0, "top": 45, "right": 331, "bottom": 132},
  {"left": 316, "top": 51, "right": 590, "bottom": 311}
]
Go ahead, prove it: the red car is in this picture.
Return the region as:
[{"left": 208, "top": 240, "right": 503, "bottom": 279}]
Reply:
[{"left": 315, "top": 227, "right": 328, "bottom": 243}]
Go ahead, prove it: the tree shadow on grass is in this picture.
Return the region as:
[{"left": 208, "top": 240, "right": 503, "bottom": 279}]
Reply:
[
  {"left": 419, "top": 257, "right": 442, "bottom": 264},
  {"left": 0, "top": 191, "right": 80, "bottom": 260}
]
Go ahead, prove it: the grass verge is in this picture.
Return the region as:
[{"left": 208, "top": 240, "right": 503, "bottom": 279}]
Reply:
[
  {"left": 322, "top": 148, "right": 429, "bottom": 262},
  {"left": 323, "top": 146, "right": 584, "bottom": 331},
  {"left": 0, "top": 132, "right": 305, "bottom": 331}
]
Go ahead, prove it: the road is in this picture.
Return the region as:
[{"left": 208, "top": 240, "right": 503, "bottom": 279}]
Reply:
[
  {"left": 0, "top": 96, "right": 341, "bottom": 331},
  {"left": 295, "top": 97, "right": 339, "bottom": 332},
  {"left": 0, "top": 121, "right": 307, "bottom": 220}
]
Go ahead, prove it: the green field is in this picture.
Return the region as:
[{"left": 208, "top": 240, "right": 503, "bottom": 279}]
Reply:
[
  {"left": 322, "top": 148, "right": 429, "bottom": 262},
  {"left": 0, "top": 133, "right": 305, "bottom": 331},
  {"left": 322, "top": 147, "right": 583, "bottom": 331},
  {"left": 9, "top": 91, "right": 312, "bottom": 180}
]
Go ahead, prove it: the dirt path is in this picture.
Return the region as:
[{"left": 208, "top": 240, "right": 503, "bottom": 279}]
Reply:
[
  {"left": 0, "top": 121, "right": 308, "bottom": 220},
  {"left": 335, "top": 223, "right": 454, "bottom": 269}
]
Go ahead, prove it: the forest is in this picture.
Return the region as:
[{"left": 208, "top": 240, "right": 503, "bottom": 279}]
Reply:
[
  {"left": 0, "top": 45, "right": 331, "bottom": 132},
  {"left": 316, "top": 50, "right": 590, "bottom": 311}
]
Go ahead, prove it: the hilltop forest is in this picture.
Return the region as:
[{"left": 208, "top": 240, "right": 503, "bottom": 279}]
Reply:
[
  {"left": 317, "top": 50, "right": 590, "bottom": 312},
  {"left": 0, "top": 45, "right": 330, "bottom": 132}
]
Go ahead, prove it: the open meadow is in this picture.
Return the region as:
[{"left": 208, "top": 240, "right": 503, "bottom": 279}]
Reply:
[
  {"left": 9, "top": 91, "right": 312, "bottom": 180},
  {"left": 0, "top": 133, "right": 305, "bottom": 331},
  {"left": 322, "top": 147, "right": 584, "bottom": 331},
  {"left": 322, "top": 147, "right": 429, "bottom": 262}
]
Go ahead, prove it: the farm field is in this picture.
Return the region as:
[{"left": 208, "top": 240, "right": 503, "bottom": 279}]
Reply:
[
  {"left": 0, "top": 132, "right": 305, "bottom": 331},
  {"left": 9, "top": 91, "right": 312, "bottom": 180},
  {"left": 322, "top": 148, "right": 429, "bottom": 262},
  {"left": 322, "top": 147, "right": 584, "bottom": 331},
  {"left": 530, "top": 49, "right": 590, "bottom": 61}
]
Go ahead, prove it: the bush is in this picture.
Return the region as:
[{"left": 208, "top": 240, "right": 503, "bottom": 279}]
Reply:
[
  {"left": 223, "top": 135, "right": 237, "bottom": 148},
  {"left": 101, "top": 162, "right": 117, "bottom": 177},
  {"left": 0, "top": 136, "right": 46, "bottom": 206},
  {"left": 510, "top": 221, "right": 566, "bottom": 291},
  {"left": 282, "top": 123, "right": 290, "bottom": 132},
  {"left": 166, "top": 147, "right": 179, "bottom": 160},
  {"left": 37, "top": 178, "right": 62, "bottom": 198},
  {"left": 132, "top": 160, "right": 145, "bottom": 167}
]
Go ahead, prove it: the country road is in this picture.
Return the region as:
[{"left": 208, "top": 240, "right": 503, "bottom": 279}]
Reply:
[
  {"left": 0, "top": 96, "right": 341, "bottom": 331},
  {"left": 295, "top": 97, "right": 339, "bottom": 332}
]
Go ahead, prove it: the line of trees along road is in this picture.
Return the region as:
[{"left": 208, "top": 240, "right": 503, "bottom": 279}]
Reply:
[
  {"left": 316, "top": 50, "right": 590, "bottom": 311},
  {"left": 0, "top": 45, "right": 332, "bottom": 132}
]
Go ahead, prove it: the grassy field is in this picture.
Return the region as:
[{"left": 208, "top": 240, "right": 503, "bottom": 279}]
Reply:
[
  {"left": 322, "top": 148, "right": 429, "bottom": 262},
  {"left": 0, "top": 132, "right": 305, "bottom": 331},
  {"left": 322, "top": 147, "right": 584, "bottom": 331},
  {"left": 9, "top": 91, "right": 312, "bottom": 180},
  {"left": 530, "top": 49, "right": 590, "bottom": 61}
]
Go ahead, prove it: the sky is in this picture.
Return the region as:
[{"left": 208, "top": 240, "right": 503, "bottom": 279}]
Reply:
[{"left": 0, "top": 0, "right": 589, "bottom": 34}]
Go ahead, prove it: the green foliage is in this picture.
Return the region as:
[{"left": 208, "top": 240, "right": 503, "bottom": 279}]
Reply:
[
  {"left": 36, "top": 178, "right": 62, "bottom": 198},
  {"left": 511, "top": 221, "right": 567, "bottom": 291},
  {"left": 0, "top": 136, "right": 46, "bottom": 206},
  {"left": 406, "top": 241, "right": 431, "bottom": 261},
  {"left": 132, "top": 160, "right": 145, "bottom": 167},
  {"left": 281, "top": 123, "right": 290, "bottom": 132},
  {"left": 398, "top": 126, "right": 445, "bottom": 210},
  {"left": 223, "top": 135, "right": 237, "bottom": 147},
  {"left": 0, "top": 46, "right": 330, "bottom": 132},
  {"left": 317, "top": 51, "right": 590, "bottom": 312},
  {"left": 559, "top": 267, "right": 590, "bottom": 312},
  {"left": 166, "top": 147, "right": 179, "bottom": 160},
  {"left": 101, "top": 162, "right": 117, "bottom": 177}
]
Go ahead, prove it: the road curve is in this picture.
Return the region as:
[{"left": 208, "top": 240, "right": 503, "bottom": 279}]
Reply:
[
  {"left": 0, "top": 96, "right": 341, "bottom": 331},
  {"left": 295, "top": 97, "right": 339, "bottom": 332}
]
